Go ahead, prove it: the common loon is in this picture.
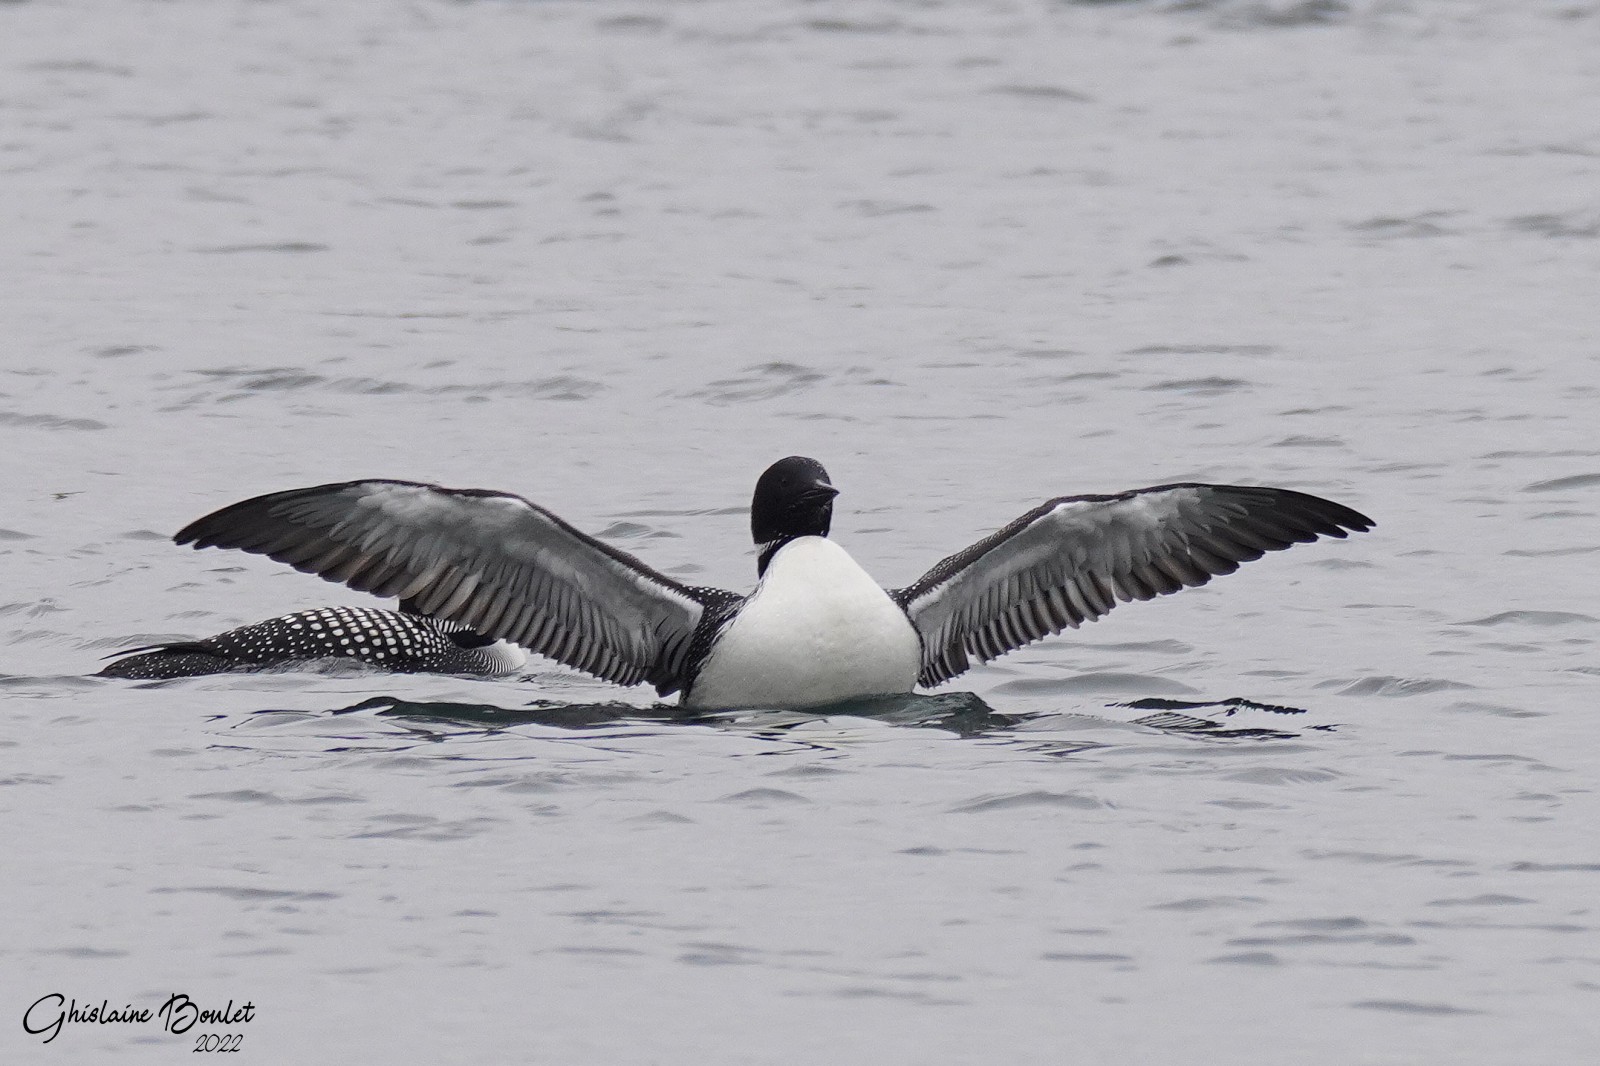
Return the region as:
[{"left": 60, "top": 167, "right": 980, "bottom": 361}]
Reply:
[
  {"left": 97, "top": 601, "right": 527, "bottom": 680},
  {"left": 161, "top": 456, "right": 1372, "bottom": 706}
]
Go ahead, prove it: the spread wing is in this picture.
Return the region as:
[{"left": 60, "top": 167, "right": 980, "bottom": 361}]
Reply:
[
  {"left": 891, "top": 483, "right": 1373, "bottom": 687},
  {"left": 174, "top": 479, "right": 731, "bottom": 694}
]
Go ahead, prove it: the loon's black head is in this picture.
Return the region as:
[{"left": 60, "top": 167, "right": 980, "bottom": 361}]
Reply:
[{"left": 751, "top": 456, "right": 838, "bottom": 576}]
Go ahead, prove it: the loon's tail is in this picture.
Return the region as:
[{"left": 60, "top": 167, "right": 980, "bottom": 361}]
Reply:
[{"left": 96, "top": 643, "right": 238, "bottom": 680}]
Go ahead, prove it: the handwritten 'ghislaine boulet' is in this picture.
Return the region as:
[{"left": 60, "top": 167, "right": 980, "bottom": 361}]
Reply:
[{"left": 171, "top": 456, "right": 1372, "bottom": 708}]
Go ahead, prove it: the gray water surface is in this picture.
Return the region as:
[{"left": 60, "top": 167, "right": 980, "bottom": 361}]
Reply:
[{"left": 4, "top": 1, "right": 1598, "bottom": 1063}]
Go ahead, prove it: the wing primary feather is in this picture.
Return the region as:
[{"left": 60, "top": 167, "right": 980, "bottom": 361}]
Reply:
[
  {"left": 1122, "top": 567, "right": 1154, "bottom": 601},
  {"left": 410, "top": 580, "right": 451, "bottom": 617},
  {"left": 1032, "top": 600, "right": 1055, "bottom": 638},
  {"left": 326, "top": 551, "right": 380, "bottom": 585},
  {"left": 1080, "top": 573, "right": 1112, "bottom": 615},
  {"left": 504, "top": 603, "right": 539, "bottom": 647},
  {"left": 999, "top": 611, "right": 1024, "bottom": 651},
  {"left": 1135, "top": 561, "right": 1178, "bottom": 596},
  {"left": 435, "top": 572, "right": 482, "bottom": 618},
  {"left": 1183, "top": 542, "right": 1238, "bottom": 576},
  {"left": 1154, "top": 554, "right": 1205, "bottom": 589},
  {"left": 1061, "top": 579, "right": 1093, "bottom": 622},
  {"left": 1048, "top": 587, "right": 1082, "bottom": 628},
  {"left": 1242, "top": 514, "right": 1316, "bottom": 546},
  {"left": 476, "top": 587, "right": 515, "bottom": 636},
  {"left": 998, "top": 611, "right": 1023, "bottom": 651},
  {"left": 347, "top": 561, "right": 401, "bottom": 595},
  {"left": 302, "top": 543, "right": 352, "bottom": 574},
  {"left": 1220, "top": 523, "right": 1294, "bottom": 552},
  {"left": 1195, "top": 531, "right": 1263, "bottom": 565}
]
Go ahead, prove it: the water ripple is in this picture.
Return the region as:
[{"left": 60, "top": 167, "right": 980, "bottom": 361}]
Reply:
[
  {"left": 949, "top": 790, "right": 1105, "bottom": 813},
  {"left": 1352, "top": 1000, "right": 1484, "bottom": 1016},
  {"left": 1523, "top": 472, "right": 1600, "bottom": 492}
]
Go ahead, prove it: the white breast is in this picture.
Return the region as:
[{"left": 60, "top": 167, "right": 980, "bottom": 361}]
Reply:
[{"left": 686, "top": 537, "right": 921, "bottom": 710}]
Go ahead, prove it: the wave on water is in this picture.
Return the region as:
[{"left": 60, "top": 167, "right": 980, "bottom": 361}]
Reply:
[{"left": 1065, "top": 0, "right": 1356, "bottom": 29}]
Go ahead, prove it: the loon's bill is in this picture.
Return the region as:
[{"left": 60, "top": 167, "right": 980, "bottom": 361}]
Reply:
[
  {"left": 97, "top": 604, "right": 527, "bottom": 680},
  {"left": 166, "top": 456, "right": 1372, "bottom": 707}
]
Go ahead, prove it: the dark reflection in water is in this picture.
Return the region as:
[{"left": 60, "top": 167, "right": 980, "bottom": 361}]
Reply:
[
  {"left": 1119, "top": 696, "right": 1310, "bottom": 717},
  {"left": 1115, "top": 696, "right": 1321, "bottom": 740},
  {"left": 324, "top": 691, "right": 1024, "bottom": 739},
  {"left": 253, "top": 691, "right": 1316, "bottom": 744}
]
